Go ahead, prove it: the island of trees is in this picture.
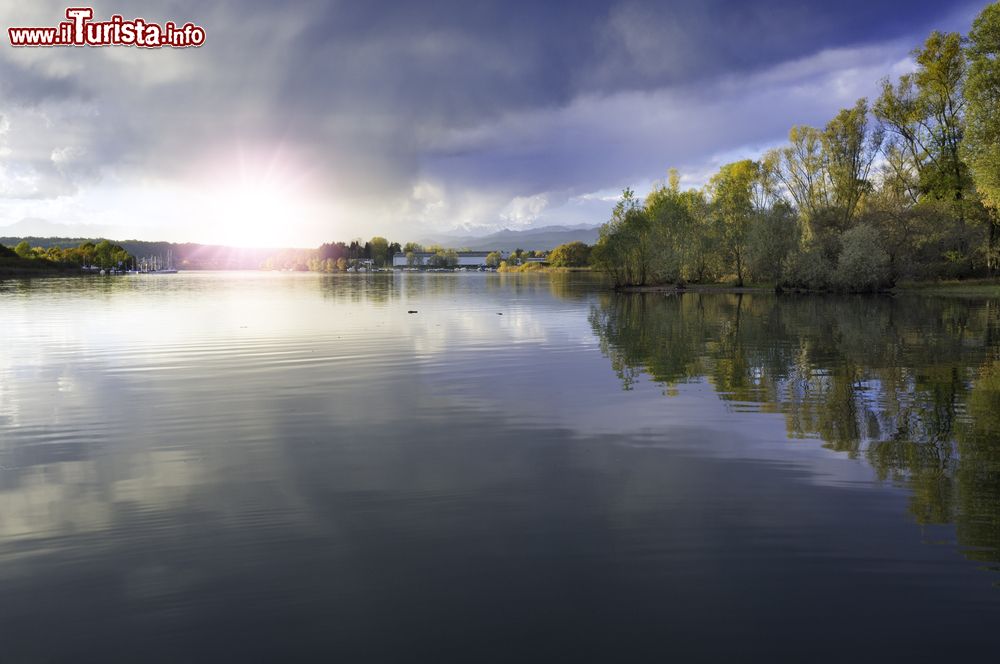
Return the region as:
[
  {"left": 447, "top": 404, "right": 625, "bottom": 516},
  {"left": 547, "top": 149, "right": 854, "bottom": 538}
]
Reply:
[
  {"left": 593, "top": 3, "right": 1000, "bottom": 292},
  {"left": 0, "top": 239, "right": 132, "bottom": 276}
]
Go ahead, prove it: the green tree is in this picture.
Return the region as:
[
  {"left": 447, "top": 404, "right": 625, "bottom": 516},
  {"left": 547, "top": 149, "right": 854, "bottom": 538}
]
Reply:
[
  {"left": 644, "top": 176, "right": 696, "bottom": 284},
  {"left": 964, "top": 2, "right": 1000, "bottom": 271},
  {"left": 93, "top": 240, "right": 114, "bottom": 269},
  {"left": 709, "top": 160, "right": 758, "bottom": 286},
  {"left": 78, "top": 241, "right": 96, "bottom": 266},
  {"left": 14, "top": 240, "right": 33, "bottom": 258},
  {"left": 767, "top": 125, "right": 829, "bottom": 231},
  {"left": 682, "top": 187, "right": 720, "bottom": 283},
  {"left": 592, "top": 188, "right": 655, "bottom": 287},
  {"left": 369, "top": 236, "right": 390, "bottom": 267},
  {"left": 874, "top": 32, "right": 969, "bottom": 205},
  {"left": 485, "top": 251, "right": 503, "bottom": 268},
  {"left": 822, "top": 98, "right": 884, "bottom": 229},
  {"left": 547, "top": 241, "right": 591, "bottom": 267},
  {"left": 748, "top": 201, "right": 799, "bottom": 283},
  {"left": 427, "top": 249, "right": 458, "bottom": 268},
  {"left": 835, "top": 224, "right": 892, "bottom": 291},
  {"left": 873, "top": 31, "right": 977, "bottom": 269}
]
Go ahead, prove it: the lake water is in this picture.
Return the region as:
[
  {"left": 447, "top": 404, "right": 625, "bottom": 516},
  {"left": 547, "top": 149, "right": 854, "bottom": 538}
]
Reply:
[{"left": 1, "top": 272, "right": 999, "bottom": 661}]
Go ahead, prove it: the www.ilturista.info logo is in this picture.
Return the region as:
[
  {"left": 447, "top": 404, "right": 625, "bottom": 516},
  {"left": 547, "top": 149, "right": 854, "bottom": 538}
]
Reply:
[{"left": 8, "top": 7, "right": 205, "bottom": 48}]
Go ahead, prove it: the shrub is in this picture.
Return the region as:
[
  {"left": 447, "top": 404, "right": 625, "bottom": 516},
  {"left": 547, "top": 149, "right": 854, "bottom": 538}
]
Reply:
[
  {"left": 548, "top": 241, "right": 591, "bottom": 267},
  {"left": 835, "top": 224, "right": 892, "bottom": 292},
  {"left": 781, "top": 247, "right": 835, "bottom": 291},
  {"left": 748, "top": 203, "right": 799, "bottom": 283}
]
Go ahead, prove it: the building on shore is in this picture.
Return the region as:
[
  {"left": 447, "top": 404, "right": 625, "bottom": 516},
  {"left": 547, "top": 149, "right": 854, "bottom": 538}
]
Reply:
[{"left": 392, "top": 251, "right": 505, "bottom": 268}]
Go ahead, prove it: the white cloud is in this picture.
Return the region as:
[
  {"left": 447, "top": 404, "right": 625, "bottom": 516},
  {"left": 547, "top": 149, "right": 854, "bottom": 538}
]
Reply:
[{"left": 500, "top": 194, "right": 549, "bottom": 227}]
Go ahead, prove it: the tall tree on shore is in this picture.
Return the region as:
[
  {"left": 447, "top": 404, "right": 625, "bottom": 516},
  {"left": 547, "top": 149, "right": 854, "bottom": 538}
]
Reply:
[
  {"left": 964, "top": 2, "right": 1000, "bottom": 271},
  {"left": 369, "top": 236, "right": 390, "bottom": 266},
  {"left": 873, "top": 30, "right": 986, "bottom": 272},
  {"left": 767, "top": 125, "right": 829, "bottom": 232},
  {"left": 822, "top": 98, "right": 884, "bottom": 229},
  {"left": 874, "top": 32, "right": 970, "bottom": 216},
  {"left": 592, "top": 188, "right": 652, "bottom": 287},
  {"left": 644, "top": 173, "right": 698, "bottom": 283},
  {"left": 709, "top": 160, "right": 758, "bottom": 287}
]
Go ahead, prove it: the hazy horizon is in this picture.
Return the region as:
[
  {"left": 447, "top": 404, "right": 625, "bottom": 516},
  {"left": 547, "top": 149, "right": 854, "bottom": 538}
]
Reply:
[{"left": 0, "top": 218, "right": 603, "bottom": 252}]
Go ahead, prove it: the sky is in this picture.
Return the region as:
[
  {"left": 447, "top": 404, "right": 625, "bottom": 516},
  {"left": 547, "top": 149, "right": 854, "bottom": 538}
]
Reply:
[{"left": 0, "top": 0, "right": 989, "bottom": 247}]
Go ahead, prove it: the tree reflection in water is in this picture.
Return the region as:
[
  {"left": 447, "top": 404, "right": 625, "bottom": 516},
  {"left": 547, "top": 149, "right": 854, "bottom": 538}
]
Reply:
[{"left": 590, "top": 292, "right": 1000, "bottom": 570}]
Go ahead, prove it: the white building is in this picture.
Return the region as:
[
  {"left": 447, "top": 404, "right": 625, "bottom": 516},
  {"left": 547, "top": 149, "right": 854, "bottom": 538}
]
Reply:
[{"left": 392, "top": 251, "right": 506, "bottom": 268}]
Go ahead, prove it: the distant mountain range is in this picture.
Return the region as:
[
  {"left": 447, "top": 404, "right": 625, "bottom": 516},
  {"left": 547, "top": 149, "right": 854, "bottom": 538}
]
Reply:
[{"left": 418, "top": 224, "right": 601, "bottom": 251}]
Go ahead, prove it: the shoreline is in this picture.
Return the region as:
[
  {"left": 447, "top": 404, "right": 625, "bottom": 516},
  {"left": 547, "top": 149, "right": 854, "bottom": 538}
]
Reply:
[
  {"left": 0, "top": 264, "right": 83, "bottom": 278},
  {"left": 4, "top": 268, "right": 999, "bottom": 298},
  {"left": 616, "top": 284, "right": 774, "bottom": 294},
  {"left": 614, "top": 279, "right": 1000, "bottom": 296}
]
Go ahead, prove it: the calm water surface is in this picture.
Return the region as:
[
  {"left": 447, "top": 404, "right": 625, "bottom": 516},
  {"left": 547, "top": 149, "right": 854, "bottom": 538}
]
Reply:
[{"left": 1, "top": 272, "right": 999, "bottom": 662}]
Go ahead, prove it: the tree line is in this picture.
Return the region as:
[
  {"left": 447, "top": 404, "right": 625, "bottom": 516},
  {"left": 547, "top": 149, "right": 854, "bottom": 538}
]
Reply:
[
  {"left": 262, "top": 237, "right": 586, "bottom": 271},
  {"left": 4, "top": 239, "right": 133, "bottom": 270},
  {"left": 262, "top": 237, "right": 401, "bottom": 271},
  {"left": 593, "top": 3, "right": 1000, "bottom": 291}
]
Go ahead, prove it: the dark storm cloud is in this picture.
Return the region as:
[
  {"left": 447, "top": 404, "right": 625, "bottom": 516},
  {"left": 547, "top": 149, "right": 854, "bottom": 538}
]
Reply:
[
  {"left": 0, "top": 0, "right": 986, "bottom": 236},
  {"left": 232, "top": 0, "right": 969, "bottom": 120}
]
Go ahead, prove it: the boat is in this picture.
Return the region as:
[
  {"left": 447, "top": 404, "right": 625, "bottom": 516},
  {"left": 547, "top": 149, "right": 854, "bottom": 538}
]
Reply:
[{"left": 135, "top": 249, "right": 179, "bottom": 274}]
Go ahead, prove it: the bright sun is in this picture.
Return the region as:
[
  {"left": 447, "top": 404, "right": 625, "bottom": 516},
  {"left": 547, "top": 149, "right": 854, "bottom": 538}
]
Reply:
[
  {"left": 214, "top": 181, "right": 295, "bottom": 247},
  {"left": 201, "top": 150, "right": 312, "bottom": 248}
]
